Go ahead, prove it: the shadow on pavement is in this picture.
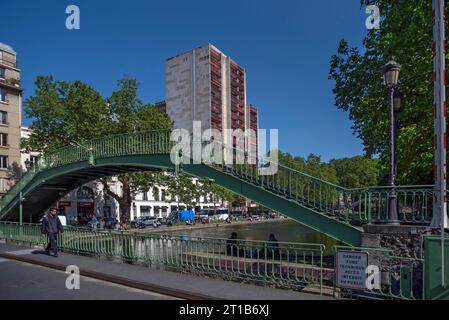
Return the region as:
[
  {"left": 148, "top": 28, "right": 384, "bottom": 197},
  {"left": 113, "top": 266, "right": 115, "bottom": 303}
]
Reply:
[{"left": 31, "top": 249, "right": 48, "bottom": 255}]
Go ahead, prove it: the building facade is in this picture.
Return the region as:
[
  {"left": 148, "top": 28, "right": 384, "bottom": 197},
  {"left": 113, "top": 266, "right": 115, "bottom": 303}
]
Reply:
[
  {"left": 16, "top": 44, "right": 256, "bottom": 224},
  {"left": 55, "top": 177, "right": 222, "bottom": 225},
  {"left": 165, "top": 44, "right": 258, "bottom": 154},
  {"left": 0, "top": 43, "right": 23, "bottom": 195},
  {"left": 21, "top": 126, "right": 40, "bottom": 170}
]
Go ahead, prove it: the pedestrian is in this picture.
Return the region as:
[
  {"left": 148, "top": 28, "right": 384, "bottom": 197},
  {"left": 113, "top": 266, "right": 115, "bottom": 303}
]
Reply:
[
  {"left": 266, "top": 233, "right": 279, "bottom": 259},
  {"left": 41, "top": 208, "right": 64, "bottom": 257},
  {"left": 226, "top": 232, "right": 238, "bottom": 256},
  {"left": 91, "top": 215, "right": 98, "bottom": 229}
]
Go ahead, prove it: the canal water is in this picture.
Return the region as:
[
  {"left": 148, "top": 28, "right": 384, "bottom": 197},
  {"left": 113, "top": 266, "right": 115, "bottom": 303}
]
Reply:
[{"left": 167, "top": 219, "right": 341, "bottom": 254}]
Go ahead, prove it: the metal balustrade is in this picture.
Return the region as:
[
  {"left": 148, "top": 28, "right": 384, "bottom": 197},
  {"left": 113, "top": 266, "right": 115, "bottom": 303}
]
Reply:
[
  {"left": 0, "top": 221, "right": 427, "bottom": 299},
  {"left": 0, "top": 129, "right": 435, "bottom": 226},
  {"left": 0, "top": 221, "right": 326, "bottom": 293}
]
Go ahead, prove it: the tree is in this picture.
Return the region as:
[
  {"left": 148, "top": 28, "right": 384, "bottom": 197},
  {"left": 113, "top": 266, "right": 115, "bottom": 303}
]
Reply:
[
  {"left": 330, "top": 156, "right": 379, "bottom": 188},
  {"left": 329, "top": 0, "right": 438, "bottom": 185},
  {"left": 100, "top": 171, "right": 165, "bottom": 223},
  {"left": 163, "top": 173, "right": 199, "bottom": 209},
  {"left": 100, "top": 78, "right": 172, "bottom": 222},
  {"left": 23, "top": 76, "right": 172, "bottom": 222},
  {"left": 22, "top": 76, "right": 109, "bottom": 153},
  {"left": 278, "top": 151, "right": 339, "bottom": 185}
]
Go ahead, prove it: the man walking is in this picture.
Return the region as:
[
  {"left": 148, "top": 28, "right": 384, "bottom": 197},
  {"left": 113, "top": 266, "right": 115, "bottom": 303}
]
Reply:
[{"left": 41, "top": 208, "right": 64, "bottom": 257}]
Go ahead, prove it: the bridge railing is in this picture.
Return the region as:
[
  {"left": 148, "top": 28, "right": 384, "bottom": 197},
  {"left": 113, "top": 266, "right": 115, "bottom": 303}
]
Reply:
[
  {"left": 0, "top": 129, "right": 435, "bottom": 226},
  {"left": 0, "top": 221, "right": 327, "bottom": 294},
  {"left": 0, "top": 130, "right": 174, "bottom": 216},
  {"left": 206, "top": 142, "right": 434, "bottom": 225},
  {"left": 43, "top": 129, "right": 173, "bottom": 168}
]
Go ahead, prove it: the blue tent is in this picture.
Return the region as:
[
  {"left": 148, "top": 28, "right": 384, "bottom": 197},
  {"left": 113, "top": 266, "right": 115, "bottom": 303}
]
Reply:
[{"left": 179, "top": 210, "right": 195, "bottom": 221}]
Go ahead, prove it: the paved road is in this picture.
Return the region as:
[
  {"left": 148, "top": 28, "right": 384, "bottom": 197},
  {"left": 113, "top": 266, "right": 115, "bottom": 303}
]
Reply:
[{"left": 0, "top": 258, "right": 176, "bottom": 300}]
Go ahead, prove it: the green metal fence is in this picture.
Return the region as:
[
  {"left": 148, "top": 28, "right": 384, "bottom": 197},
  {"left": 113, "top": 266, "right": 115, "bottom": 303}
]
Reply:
[
  {"left": 210, "top": 144, "right": 434, "bottom": 226},
  {"left": 0, "top": 129, "right": 435, "bottom": 227},
  {"left": 0, "top": 130, "right": 173, "bottom": 217},
  {"left": 0, "top": 221, "right": 326, "bottom": 294},
  {"left": 333, "top": 245, "right": 424, "bottom": 300},
  {"left": 1, "top": 221, "right": 431, "bottom": 299}
]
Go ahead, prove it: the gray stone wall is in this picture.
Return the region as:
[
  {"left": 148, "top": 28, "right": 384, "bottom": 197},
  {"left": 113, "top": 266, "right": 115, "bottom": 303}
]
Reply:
[{"left": 361, "top": 225, "right": 428, "bottom": 259}]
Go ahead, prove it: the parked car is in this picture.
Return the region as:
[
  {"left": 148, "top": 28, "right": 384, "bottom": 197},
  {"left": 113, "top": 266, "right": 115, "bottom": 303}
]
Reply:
[
  {"left": 248, "top": 214, "right": 261, "bottom": 221},
  {"left": 101, "top": 217, "right": 118, "bottom": 229},
  {"left": 199, "top": 208, "right": 229, "bottom": 221},
  {"left": 132, "top": 216, "right": 161, "bottom": 229},
  {"left": 230, "top": 212, "right": 244, "bottom": 221}
]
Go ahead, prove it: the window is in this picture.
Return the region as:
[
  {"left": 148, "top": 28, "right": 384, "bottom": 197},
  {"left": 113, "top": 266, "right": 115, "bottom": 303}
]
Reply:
[
  {"left": 0, "top": 89, "right": 6, "bottom": 102},
  {"left": 142, "top": 191, "right": 148, "bottom": 201},
  {"left": 0, "top": 68, "right": 5, "bottom": 79},
  {"left": 0, "top": 155, "right": 8, "bottom": 169},
  {"left": 0, "top": 133, "right": 7, "bottom": 147},
  {"left": 0, "top": 111, "right": 7, "bottom": 125},
  {"left": 76, "top": 186, "right": 94, "bottom": 200},
  {"left": 153, "top": 187, "right": 160, "bottom": 201},
  {"left": 161, "top": 189, "right": 166, "bottom": 201},
  {"left": 140, "top": 206, "right": 151, "bottom": 216},
  {"left": 30, "top": 155, "right": 39, "bottom": 167}
]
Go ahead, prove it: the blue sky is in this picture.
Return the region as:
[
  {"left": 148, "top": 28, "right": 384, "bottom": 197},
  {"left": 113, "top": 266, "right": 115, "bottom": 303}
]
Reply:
[{"left": 0, "top": 0, "right": 369, "bottom": 162}]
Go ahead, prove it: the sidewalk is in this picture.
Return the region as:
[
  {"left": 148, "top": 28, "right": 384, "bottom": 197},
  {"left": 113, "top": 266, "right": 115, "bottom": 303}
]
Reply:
[{"left": 0, "top": 242, "right": 333, "bottom": 300}]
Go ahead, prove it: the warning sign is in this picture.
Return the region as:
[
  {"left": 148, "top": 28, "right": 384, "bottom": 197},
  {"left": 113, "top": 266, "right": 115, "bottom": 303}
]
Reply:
[{"left": 336, "top": 250, "right": 369, "bottom": 290}]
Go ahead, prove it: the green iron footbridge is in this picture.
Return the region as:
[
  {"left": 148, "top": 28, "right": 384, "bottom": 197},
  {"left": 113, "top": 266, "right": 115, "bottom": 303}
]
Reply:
[{"left": 0, "top": 130, "right": 434, "bottom": 246}]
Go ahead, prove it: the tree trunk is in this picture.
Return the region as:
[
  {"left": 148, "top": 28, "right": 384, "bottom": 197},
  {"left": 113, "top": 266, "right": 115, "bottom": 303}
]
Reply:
[{"left": 101, "top": 176, "right": 133, "bottom": 223}]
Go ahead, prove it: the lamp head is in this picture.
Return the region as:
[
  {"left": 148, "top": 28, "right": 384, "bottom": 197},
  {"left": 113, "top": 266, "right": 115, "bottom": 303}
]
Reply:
[{"left": 383, "top": 58, "right": 401, "bottom": 87}]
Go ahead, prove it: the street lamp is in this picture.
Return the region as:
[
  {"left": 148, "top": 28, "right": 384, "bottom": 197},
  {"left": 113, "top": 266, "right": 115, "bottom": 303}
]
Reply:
[{"left": 383, "top": 58, "right": 401, "bottom": 225}]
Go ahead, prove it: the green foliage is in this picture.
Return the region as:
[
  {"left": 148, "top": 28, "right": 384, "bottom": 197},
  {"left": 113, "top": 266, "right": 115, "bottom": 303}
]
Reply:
[
  {"left": 279, "top": 151, "right": 339, "bottom": 185},
  {"left": 23, "top": 75, "right": 172, "bottom": 222},
  {"left": 22, "top": 76, "right": 109, "bottom": 153},
  {"left": 279, "top": 150, "right": 379, "bottom": 189},
  {"left": 329, "top": 156, "right": 379, "bottom": 188},
  {"left": 162, "top": 173, "right": 198, "bottom": 208},
  {"left": 329, "top": 0, "right": 437, "bottom": 185}
]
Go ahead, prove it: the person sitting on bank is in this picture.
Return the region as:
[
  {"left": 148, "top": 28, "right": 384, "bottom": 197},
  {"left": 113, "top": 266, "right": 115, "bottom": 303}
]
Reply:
[
  {"left": 266, "top": 233, "right": 279, "bottom": 259},
  {"left": 41, "top": 208, "right": 64, "bottom": 257},
  {"left": 226, "top": 232, "right": 238, "bottom": 256}
]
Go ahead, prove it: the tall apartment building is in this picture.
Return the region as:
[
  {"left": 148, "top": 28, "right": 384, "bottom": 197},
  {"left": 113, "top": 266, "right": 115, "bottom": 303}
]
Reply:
[
  {"left": 0, "top": 43, "right": 22, "bottom": 195},
  {"left": 165, "top": 44, "right": 258, "bottom": 155}
]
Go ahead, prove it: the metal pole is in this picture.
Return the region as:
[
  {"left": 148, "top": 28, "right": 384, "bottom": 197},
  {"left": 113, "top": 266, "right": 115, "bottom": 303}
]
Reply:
[
  {"left": 433, "top": 0, "right": 448, "bottom": 287},
  {"left": 19, "top": 191, "right": 23, "bottom": 226},
  {"left": 388, "top": 86, "right": 399, "bottom": 224}
]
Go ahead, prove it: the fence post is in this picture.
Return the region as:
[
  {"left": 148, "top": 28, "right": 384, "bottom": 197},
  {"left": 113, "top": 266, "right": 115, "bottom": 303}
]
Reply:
[{"left": 19, "top": 192, "right": 23, "bottom": 226}]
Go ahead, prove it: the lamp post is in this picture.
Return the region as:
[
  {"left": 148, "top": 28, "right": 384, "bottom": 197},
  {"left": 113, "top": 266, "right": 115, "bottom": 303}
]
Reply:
[
  {"left": 393, "top": 90, "right": 403, "bottom": 180},
  {"left": 383, "top": 59, "right": 401, "bottom": 225}
]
